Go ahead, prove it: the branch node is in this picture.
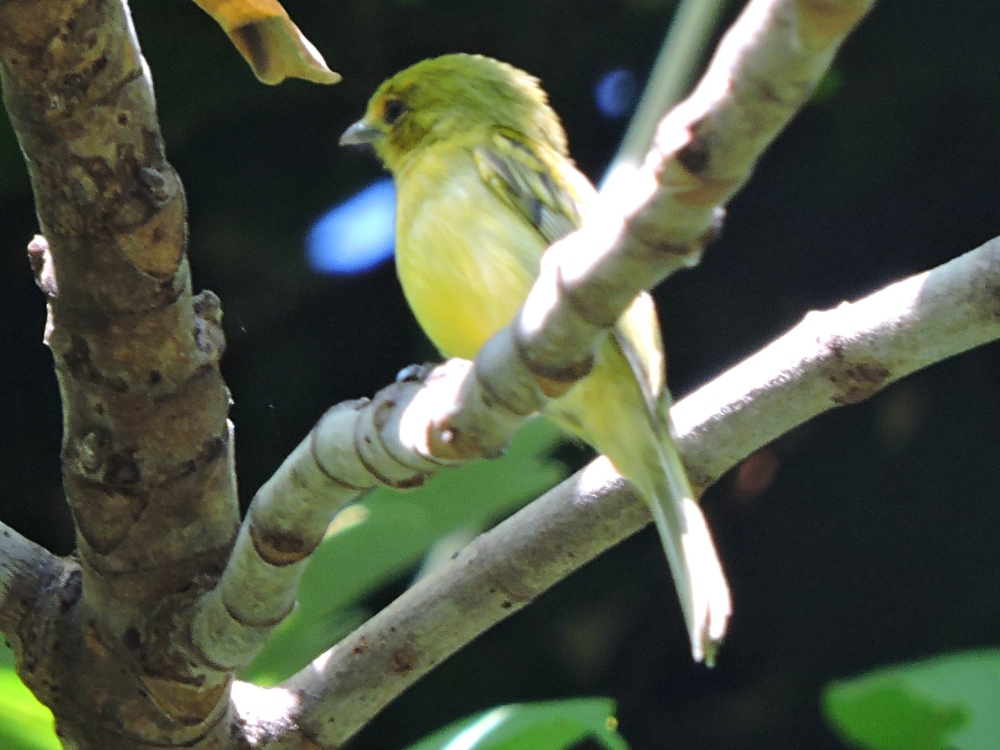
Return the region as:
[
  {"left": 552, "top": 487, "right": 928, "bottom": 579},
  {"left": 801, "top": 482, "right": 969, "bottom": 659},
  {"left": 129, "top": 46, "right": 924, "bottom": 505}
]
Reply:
[{"left": 27, "top": 235, "right": 59, "bottom": 298}]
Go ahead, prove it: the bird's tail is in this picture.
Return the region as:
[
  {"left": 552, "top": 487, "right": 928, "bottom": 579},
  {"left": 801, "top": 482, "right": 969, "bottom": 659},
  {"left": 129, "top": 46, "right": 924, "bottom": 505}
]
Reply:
[
  {"left": 641, "top": 431, "right": 731, "bottom": 665},
  {"left": 545, "top": 330, "right": 731, "bottom": 663}
]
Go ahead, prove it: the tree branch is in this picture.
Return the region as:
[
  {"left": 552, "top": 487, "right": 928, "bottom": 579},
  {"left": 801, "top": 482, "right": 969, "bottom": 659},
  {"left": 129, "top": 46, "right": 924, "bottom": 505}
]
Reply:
[
  {"left": 1, "top": 0, "right": 238, "bottom": 745},
  {"left": 256, "top": 234, "right": 1000, "bottom": 749},
  {"left": 673, "top": 236, "right": 1000, "bottom": 489},
  {"left": 191, "top": 395, "right": 396, "bottom": 669},
  {"left": 0, "top": 520, "right": 66, "bottom": 642},
  {"left": 604, "top": 0, "right": 729, "bottom": 178}
]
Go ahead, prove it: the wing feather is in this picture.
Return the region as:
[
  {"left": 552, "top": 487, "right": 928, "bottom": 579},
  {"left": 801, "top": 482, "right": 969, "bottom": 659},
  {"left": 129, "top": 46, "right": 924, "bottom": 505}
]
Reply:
[
  {"left": 473, "top": 127, "right": 667, "bottom": 423},
  {"left": 473, "top": 128, "right": 582, "bottom": 245}
]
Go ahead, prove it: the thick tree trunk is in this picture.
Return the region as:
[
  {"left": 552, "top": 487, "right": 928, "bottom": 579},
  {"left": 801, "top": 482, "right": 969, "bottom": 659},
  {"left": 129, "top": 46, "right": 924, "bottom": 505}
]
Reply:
[{"left": 0, "top": 0, "right": 237, "bottom": 746}]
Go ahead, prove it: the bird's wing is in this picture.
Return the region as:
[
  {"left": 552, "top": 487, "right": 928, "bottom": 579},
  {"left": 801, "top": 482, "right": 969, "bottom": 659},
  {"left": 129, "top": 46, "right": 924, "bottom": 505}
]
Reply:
[
  {"left": 473, "top": 127, "right": 584, "bottom": 246},
  {"left": 474, "top": 127, "right": 666, "bottom": 422}
]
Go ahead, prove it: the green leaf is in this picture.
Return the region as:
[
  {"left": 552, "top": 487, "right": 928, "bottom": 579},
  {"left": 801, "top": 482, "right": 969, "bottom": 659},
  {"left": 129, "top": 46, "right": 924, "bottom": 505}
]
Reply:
[
  {"left": 0, "top": 643, "right": 60, "bottom": 750},
  {"left": 243, "top": 418, "right": 570, "bottom": 684},
  {"left": 404, "top": 698, "right": 628, "bottom": 750},
  {"left": 824, "top": 649, "right": 1000, "bottom": 750},
  {"left": 810, "top": 67, "right": 844, "bottom": 105}
]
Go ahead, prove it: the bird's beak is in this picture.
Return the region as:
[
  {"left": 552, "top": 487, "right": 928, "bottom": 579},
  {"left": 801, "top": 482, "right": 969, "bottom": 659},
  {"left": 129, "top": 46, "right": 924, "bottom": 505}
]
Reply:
[{"left": 340, "top": 119, "right": 383, "bottom": 147}]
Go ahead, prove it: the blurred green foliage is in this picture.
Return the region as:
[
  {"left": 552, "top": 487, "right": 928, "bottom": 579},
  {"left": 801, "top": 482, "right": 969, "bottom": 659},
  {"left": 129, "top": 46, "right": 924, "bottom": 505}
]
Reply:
[
  {"left": 824, "top": 650, "right": 1000, "bottom": 750},
  {"left": 0, "top": 644, "right": 59, "bottom": 750},
  {"left": 403, "top": 698, "right": 627, "bottom": 750}
]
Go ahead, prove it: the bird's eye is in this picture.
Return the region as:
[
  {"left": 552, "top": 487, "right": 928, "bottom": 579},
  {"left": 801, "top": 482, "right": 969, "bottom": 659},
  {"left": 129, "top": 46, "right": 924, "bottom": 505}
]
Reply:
[{"left": 382, "top": 99, "right": 406, "bottom": 125}]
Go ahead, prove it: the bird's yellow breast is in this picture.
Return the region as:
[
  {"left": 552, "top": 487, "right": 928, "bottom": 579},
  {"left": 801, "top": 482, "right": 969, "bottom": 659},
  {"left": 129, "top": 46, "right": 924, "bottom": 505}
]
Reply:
[{"left": 393, "top": 140, "right": 547, "bottom": 360}]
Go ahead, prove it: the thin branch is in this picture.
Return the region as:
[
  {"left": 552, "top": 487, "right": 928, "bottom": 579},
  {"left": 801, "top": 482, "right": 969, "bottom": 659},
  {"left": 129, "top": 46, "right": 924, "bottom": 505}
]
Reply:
[
  {"left": 601, "top": 0, "right": 729, "bottom": 186},
  {"left": 673, "top": 236, "right": 1000, "bottom": 489},
  {"left": 0, "top": 520, "right": 66, "bottom": 641},
  {"left": 257, "top": 234, "right": 1000, "bottom": 750},
  {"left": 279, "top": 458, "right": 643, "bottom": 750},
  {"left": 191, "top": 393, "right": 414, "bottom": 668}
]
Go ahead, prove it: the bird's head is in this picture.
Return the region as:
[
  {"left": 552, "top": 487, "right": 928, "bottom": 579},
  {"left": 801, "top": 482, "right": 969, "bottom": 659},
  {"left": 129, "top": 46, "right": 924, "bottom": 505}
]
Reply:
[{"left": 340, "top": 54, "right": 567, "bottom": 172}]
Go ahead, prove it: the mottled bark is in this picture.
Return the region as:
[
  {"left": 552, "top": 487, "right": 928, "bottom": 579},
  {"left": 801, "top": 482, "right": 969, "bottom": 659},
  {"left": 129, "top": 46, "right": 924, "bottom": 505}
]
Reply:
[{"left": 0, "top": 0, "right": 237, "bottom": 745}]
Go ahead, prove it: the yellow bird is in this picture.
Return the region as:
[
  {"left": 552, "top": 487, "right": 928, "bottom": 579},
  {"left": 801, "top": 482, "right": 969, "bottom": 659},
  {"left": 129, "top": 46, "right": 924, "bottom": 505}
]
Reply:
[{"left": 341, "top": 54, "right": 730, "bottom": 663}]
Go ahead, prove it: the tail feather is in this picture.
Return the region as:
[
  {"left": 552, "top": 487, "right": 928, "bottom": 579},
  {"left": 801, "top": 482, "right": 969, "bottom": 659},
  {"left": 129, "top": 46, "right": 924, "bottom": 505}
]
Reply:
[
  {"left": 546, "top": 332, "right": 731, "bottom": 664},
  {"left": 645, "top": 435, "right": 731, "bottom": 665}
]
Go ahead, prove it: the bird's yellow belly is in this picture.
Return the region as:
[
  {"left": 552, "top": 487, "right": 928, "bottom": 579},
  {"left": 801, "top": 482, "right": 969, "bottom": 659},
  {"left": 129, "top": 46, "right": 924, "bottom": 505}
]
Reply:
[{"left": 394, "top": 159, "right": 543, "bottom": 360}]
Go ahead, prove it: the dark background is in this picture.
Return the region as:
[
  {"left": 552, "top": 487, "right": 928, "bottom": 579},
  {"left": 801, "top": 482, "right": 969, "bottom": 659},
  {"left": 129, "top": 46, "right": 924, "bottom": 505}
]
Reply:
[{"left": 2, "top": 0, "right": 999, "bottom": 748}]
